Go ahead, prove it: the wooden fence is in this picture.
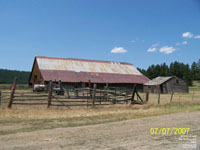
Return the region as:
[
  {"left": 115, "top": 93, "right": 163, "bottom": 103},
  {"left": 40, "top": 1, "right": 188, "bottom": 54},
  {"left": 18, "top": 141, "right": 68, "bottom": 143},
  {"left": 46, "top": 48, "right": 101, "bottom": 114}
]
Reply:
[
  {"left": 0, "top": 79, "right": 146, "bottom": 109},
  {"left": 1, "top": 78, "right": 198, "bottom": 109}
]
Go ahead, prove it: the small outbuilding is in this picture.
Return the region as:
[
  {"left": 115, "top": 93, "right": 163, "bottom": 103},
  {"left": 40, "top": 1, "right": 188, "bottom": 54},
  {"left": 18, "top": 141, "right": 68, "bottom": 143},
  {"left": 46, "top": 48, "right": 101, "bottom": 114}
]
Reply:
[{"left": 143, "top": 76, "right": 189, "bottom": 94}]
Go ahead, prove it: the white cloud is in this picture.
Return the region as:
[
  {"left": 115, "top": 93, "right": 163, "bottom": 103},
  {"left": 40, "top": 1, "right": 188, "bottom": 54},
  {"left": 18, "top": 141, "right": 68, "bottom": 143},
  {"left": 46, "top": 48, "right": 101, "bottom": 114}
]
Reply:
[
  {"left": 147, "top": 47, "right": 157, "bottom": 52},
  {"left": 194, "top": 35, "right": 200, "bottom": 39},
  {"left": 159, "top": 46, "right": 176, "bottom": 54},
  {"left": 182, "top": 41, "right": 188, "bottom": 45},
  {"left": 110, "top": 47, "right": 128, "bottom": 53},
  {"left": 176, "top": 43, "right": 180, "bottom": 46},
  {"left": 130, "top": 40, "right": 135, "bottom": 43},
  {"left": 152, "top": 43, "right": 159, "bottom": 47},
  {"left": 182, "top": 32, "right": 193, "bottom": 38}
]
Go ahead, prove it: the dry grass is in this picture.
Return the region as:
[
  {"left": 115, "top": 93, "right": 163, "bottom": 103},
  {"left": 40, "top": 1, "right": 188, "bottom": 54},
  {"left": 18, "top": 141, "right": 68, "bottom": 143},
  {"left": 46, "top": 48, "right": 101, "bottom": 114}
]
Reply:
[{"left": 0, "top": 84, "right": 199, "bottom": 135}]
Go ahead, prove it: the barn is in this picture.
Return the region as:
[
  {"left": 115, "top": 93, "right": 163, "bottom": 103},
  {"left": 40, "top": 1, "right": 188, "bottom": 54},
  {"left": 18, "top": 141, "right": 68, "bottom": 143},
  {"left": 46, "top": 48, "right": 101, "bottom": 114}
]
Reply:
[
  {"left": 143, "top": 76, "right": 189, "bottom": 94},
  {"left": 29, "top": 56, "right": 150, "bottom": 89}
]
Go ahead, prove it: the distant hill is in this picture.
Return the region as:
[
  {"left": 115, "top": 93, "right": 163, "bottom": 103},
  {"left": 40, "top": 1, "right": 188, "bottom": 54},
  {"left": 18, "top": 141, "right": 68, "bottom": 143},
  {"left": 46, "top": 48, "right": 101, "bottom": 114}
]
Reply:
[{"left": 0, "top": 69, "right": 30, "bottom": 84}]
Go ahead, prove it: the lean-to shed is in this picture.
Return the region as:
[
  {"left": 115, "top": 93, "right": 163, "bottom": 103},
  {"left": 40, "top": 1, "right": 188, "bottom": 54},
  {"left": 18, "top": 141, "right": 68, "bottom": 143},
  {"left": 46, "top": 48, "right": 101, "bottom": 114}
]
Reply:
[{"left": 143, "top": 76, "right": 189, "bottom": 94}]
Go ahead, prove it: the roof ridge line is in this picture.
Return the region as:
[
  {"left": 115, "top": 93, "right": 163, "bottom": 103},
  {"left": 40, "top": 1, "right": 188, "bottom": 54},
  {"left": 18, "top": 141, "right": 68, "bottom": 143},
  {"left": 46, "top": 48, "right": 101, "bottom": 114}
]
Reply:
[{"left": 35, "top": 56, "right": 133, "bottom": 66}]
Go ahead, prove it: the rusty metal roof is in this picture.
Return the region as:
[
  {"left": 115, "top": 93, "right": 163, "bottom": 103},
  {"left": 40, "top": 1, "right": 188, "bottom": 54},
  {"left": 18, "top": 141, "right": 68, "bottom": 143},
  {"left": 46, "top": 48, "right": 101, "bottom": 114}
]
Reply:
[
  {"left": 35, "top": 56, "right": 149, "bottom": 84},
  {"left": 36, "top": 56, "right": 142, "bottom": 75},
  {"left": 40, "top": 70, "right": 149, "bottom": 84}
]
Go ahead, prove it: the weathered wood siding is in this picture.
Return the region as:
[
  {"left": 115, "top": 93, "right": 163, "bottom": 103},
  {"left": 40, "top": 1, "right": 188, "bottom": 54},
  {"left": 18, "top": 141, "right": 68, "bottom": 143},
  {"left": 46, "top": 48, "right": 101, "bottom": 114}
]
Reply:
[
  {"left": 144, "top": 77, "right": 188, "bottom": 94},
  {"left": 29, "top": 60, "right": 44, "bottom": 87}
]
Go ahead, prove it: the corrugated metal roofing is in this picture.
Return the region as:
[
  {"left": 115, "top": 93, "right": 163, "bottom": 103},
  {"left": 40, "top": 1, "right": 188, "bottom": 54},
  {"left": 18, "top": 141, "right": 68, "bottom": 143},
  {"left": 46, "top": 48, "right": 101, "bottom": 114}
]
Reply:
[
  {"left": 36, "top": 56, "right": 142, "bottom": 75},
  {"left": 144, "top": 76, "right": 174, "bottom": 86},
  {"left": 34, "top": 56, "right": 149, "bottom": 84}
]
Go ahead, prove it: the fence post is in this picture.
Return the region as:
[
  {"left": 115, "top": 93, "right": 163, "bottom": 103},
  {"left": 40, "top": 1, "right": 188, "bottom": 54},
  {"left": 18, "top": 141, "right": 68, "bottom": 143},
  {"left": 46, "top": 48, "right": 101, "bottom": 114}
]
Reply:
[
  {"left": 0, "top": 91, "right": 1, "bottom": 105},
  {"left": 145, "top": 92, "right": 149, "bottom": 103},
  {"left": 47, "top": 81, "right": 53, "bottom": 108},
  {"left": 131, "top": 84, "right": 137, "bottom": 103},
  {"left": 157, "top": 92, "right": 160, "bottom": 104},
  {"left": 192, "top": 92, "right": 195, "bottom": 101},
  {"left": 8, "top": 77, "right": 17, "bottom": 108},
  {"left": 66, "top": 89, "right": 70, "bottom": 98},
  {"left": 88, "top": 80, "right": 91, "bottom": 97},
  {"left": 92, "top": 84, "right": 96, "bottom": 107},
  {"left": 170, "top": 92, "right": 174, "bottom": 103}
]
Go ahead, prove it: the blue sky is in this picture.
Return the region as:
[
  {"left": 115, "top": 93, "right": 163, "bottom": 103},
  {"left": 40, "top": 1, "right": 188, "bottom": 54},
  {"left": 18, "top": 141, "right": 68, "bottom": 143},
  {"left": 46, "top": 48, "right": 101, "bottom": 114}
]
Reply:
[{"left": 0, "top": 0, "right": 200, "bottom": 71}]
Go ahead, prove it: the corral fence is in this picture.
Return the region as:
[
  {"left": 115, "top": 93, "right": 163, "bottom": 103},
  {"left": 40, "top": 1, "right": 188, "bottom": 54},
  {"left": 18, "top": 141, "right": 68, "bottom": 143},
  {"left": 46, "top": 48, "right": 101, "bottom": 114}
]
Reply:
[
  {"left": 0, "top": 77, "right": 199, "bottom": 108},
  {"left": 0, "top": 77, "right": 147, "bottom": 109}
]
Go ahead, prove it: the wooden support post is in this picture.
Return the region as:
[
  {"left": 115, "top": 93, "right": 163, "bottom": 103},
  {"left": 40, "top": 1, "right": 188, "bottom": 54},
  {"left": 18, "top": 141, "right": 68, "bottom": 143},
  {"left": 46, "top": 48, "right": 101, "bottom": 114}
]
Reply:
[
  {"left": 115, "top": 89, "right": 117, "bottom": 102},
  {"left": 131, "top": 84, "right": 137, "bottom": 103},
  {"left": 88, "top": 80, "right": 91, "bottom": 97},
  {"left": 100, "top": 90, "right": 102, "bottom": 105},
  {"left": 170, "top": 92, "right": 174, "bottom": 103},
  {"left": 192, "top": 92, "right": 195, "bottom": 101},
  {"left": 125, "top": 91, "right": 128, "bottom": 104},
  {"left": 58, "top": 80, "right": 64, "bottom": 95},
  {"left": 66, "top": 89, "right": 70, "bottom": 98},
  {"left": 92, "top": 84, "right": 96, "bottom": 107},
  {"left": 87, "top": 89, "right": 88, "bottom": 107},
  {"left": 145, "top": 92, "right": 149, "bottom": 103},
  {"left": 0, "top": 91, "right": 1, "bottom": 105},
  {"left": 157, "top": 92, "right": 160, "bottom": 104},
  {"left": 8, "top": 77, "right": 17, "bottom": 108},
  {"left": 136, "top": 91, "right": 143, "bottom": 102},
  {"left": 47, "top": 81, "right": 53, "bottom": 108}
]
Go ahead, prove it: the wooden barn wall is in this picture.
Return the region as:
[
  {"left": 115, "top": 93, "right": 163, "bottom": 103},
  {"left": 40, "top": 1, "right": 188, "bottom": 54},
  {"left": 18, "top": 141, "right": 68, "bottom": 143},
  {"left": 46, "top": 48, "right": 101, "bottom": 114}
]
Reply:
[
  {"left": 164, "top": 77, "right": 188, "bottom": 93},
  {"left": 144, "top": 77, "right": 188, "bottom": 94},
  {"left": 47, "top": 81, "right": 142, "bottom": 90},
  {"left": 29, "top": 60, "right": 44, "bottom": 87}
]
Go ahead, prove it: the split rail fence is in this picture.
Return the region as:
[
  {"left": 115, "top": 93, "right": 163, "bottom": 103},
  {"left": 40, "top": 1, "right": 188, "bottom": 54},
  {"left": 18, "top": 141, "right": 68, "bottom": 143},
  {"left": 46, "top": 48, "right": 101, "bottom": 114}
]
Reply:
[
  {"left": 0, "top": 78, "right": 147, "bottom": 109},
  {"left": 0, "top": 78, "right": 198, "bottom": 109}
]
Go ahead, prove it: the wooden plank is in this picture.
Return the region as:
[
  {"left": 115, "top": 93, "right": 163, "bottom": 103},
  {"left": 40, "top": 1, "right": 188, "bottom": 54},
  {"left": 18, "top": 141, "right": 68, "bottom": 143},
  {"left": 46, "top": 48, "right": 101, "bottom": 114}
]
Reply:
[
  {"left": 158, "top": 92, "right": 160, "bottom": 104},
  {"left": 14, "top": 99, "right": 48, "bottom": 101},
  {"left": 12, "top": 103, "right": 47, "bottom": 105},
  {"left": 52, "top": 100, "right": 88, "bottom": 103},
  {"left": 170, "top": 92, "right": 174, "bottom": 103},
  {"left": 145, "top": 92, "right": 149, "bottom": 103},
  {"left": 14, "top": 94, "right": 48, "bottom": 97},
  {"left": 1, "top": 91, "right": 11, "bottom": 94},
  {"left": 92, "top": 84, "right": 96, "bottom": 107},
  {"left": 135, "top": 91, "right": 143, "bottom": 102},
  {"left": 192, "top": 92, "right": 195, "bottom": 100},
  {"left": 0, "top": 91, "right": 1, "bottom": 105},
  {"left": 53, "top": 96, "right": 105, "bottom": 99},
  {"left": 131, "top": 84, "right": 137, "bottom": 103},
  {"left": 47, "top": 81, "right": 53, "bottom": 108},
  {"left": 8, "top": 77, "right": 17, "bottom": 108},
  {"left": 51, "top": 103, "right": 110, "bottom": 107}
]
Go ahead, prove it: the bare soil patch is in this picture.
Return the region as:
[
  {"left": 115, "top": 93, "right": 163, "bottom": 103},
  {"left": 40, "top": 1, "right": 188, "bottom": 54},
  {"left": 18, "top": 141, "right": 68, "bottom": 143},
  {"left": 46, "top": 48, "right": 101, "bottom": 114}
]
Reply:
[{"left": 0, "top": 111, "right": 200, "bottom": 150}]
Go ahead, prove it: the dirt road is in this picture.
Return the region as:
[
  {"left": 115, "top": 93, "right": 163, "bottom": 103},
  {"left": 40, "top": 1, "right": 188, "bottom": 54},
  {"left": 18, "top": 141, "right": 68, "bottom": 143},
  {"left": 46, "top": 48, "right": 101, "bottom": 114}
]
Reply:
[{"left": 0, "top": 111, "right": 200, "bottom": 150}]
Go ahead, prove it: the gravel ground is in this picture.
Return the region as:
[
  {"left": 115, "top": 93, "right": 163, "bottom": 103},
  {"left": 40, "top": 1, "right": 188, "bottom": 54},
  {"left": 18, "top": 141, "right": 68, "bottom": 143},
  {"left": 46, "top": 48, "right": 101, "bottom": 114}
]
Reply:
[{"left": 0, "top": 111, "right": 200, "bottom": 150}]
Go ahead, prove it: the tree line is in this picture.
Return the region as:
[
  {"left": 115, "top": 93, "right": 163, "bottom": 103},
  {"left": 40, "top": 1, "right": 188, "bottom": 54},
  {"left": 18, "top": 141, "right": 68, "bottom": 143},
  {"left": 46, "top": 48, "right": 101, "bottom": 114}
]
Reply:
[
  {"left": 138, "top": 59, "right": 200, "bottom": 86},
  {"left": 0, "top": 69, "right": 30, "bottom": 84}
]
